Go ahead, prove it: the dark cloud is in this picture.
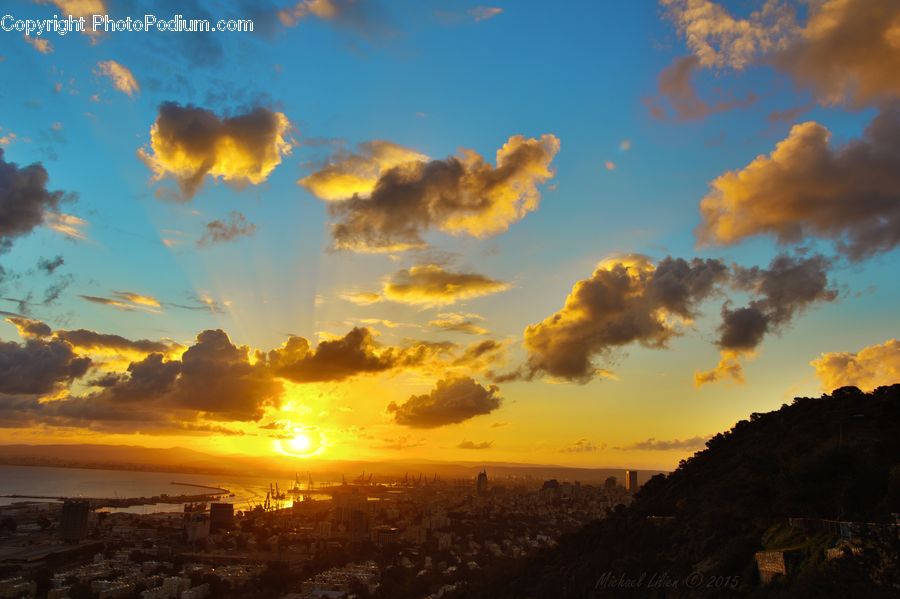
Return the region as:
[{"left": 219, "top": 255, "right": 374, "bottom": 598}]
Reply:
[
  {"left": 388, "top": 376, "right": 502, "bottom": 428},
  {"left": 5, "top": 316, "right": 52, "bottom": 338},
  {"left": 55, "top": 329, "right": 180, "bottom": 356},
  {"left": 168, "top": 329, "right": 281, "bottom": 421},
  {"left": 139, "top": 103, "right": 291, "bottom": 200},
  {"left": 0, "top": 337, "right": 90, "bottom": 395},
  {"left": 523, "top": 256, "right": 728, "bottom": 382},
  {"left": 267, "top": 327, "right": 453, "bottom": 383},
  {"left": 198, "top": 211, "right": 257, "bottom": 246},
  {"left": 697, "top": 106, "right": 900, "bottom": 260},
  {"left": 371, "top": 435, "right": 425, "bottom": 451},
  {"left": 457, "top": 440, "right": 493, "bottom": 450},
  {"left": 616, "top": 436, "right": 708, "bottom": 451},
  {"left": 37, "top": 255, "right": 64, "bottom": 274},
  {"left": 322, "top": 135, "right": 559, "bottom": 252},
  {"left": 0, "top": 148, "right": 74, "bottom": 253},
  {"left": 697, "top": 253, "right": 837, "bottom": 385},
  {"left": 559, "top": 439, "right": 603, "bottom": 453}
]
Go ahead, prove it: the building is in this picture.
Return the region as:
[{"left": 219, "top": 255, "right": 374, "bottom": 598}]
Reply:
[
  {"left": 208, "top": 503, "right": 234, "bottom": 532},
  {"left": 371, "top": 525, "right": 400, "bottom": 547},
  {"left": 604, "top": 476, "right": 617, "bottom": 489},
  {"left": 624, "top": 470, "right": 638, "bottom": 493},
  {"left": 476, "top": 469, "right": 488, "bottom": 496},
  {"left": 59, "top": 500, "right": 90, "bottom": 543},
  {"left": 332, "top": 487, "right": 370, "bottom": 540},
  {"left": 185, "top": 513, "right": 210, "bottom": 543}
]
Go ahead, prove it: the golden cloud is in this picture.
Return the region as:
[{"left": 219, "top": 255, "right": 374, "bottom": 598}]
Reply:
[
  {"left": 388, "top": 376, "right": 502, "bottom": 428},
  {"left": 300, "top": 140, "right": 427, "bottom": 201},
  {"left": 382, "top": 264, "right": 511, "bottom": 307},
  {"left": 696, "top": 108, "right": 900, "bottom": 260},
  {"left": 95, "top": 60, "right": 139, "bottom": 97},
  {"left": 812, "top": 339, "right": 900, "bottom": 392},
  {"left": 326, "top": 134, "right": 559, "bottom": 252},
  {"left": 661, "top": 0, "right": 796, "bottom": 70},
  {"left": 773, "top": 0, "right": 900, "bottom": 108},
  {"left": 524, "top": 255, "right": 728, "bottom": 382},
  {"left": 138, "top": 102, "right": 292, "bottom": 200}
]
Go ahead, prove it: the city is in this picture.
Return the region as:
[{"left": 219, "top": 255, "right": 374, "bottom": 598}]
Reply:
[{"left": 0, "top": 469, "right": 639, "bottom": 598}]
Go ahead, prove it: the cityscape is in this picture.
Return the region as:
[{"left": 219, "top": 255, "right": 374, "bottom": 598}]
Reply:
[
  {"left": 1, "top": 467, "right": 640, "bottom": 598},
  {"left": 2, "top": 0, "right": 900, "bottom": 597}
]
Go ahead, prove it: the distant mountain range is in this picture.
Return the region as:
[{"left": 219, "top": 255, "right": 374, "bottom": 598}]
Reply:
[{"left": 0, "top": 443, "right": 666, "bottom": 484}]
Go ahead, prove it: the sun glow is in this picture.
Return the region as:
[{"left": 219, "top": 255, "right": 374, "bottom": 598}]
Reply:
[
  {"left": 288, "top": 433, "right": 312, "bottom": 454},
  {"left": 274, "top": 424, "right": 325, "bottom": 458}
]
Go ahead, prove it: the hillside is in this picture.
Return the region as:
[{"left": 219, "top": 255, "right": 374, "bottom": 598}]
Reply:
[{"left": 450, "top": 385, "right": 900, "bottom": 598}]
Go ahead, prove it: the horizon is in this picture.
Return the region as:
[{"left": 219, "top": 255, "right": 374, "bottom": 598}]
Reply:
[{"left": 2, "top": 0, "right": 899, "bottom": 475}]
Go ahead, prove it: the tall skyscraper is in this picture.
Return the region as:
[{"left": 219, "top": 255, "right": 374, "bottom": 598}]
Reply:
[
  {"left": 333, "top": 486, "right": 370, "bottom": 540},
  {"left": 476, "top": 469, "right": 488, "bottom": 496},
  {"left": 59, "top": 499, "right": 90, "bottom": 543},
  {"left": 625, "top": 470, "right": 638, "bottom": 493},
  {"left": 209, "top": 502, "right": 234, "bottom": 532}
]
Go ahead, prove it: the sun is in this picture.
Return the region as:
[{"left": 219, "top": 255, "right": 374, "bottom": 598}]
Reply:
[
  {"left": 275, "top": 425, "right": 325, "bottom": 458},
  {"left": 287, "top": 433, "right": 312, "bottom": 454}
]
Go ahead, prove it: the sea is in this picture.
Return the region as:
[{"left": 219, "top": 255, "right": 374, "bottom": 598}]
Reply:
[{"left": 0, "top": 464, "right": 326, "bottom": 514}]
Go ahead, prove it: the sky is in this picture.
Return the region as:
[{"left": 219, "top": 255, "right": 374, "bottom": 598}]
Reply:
[{"left": 0, "top": 0, "right": 898, "bottom": 471}]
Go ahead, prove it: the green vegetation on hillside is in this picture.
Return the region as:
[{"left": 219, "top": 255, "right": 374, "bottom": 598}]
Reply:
[{"left": 451, "top": 385, "right": 900, "bottom": 598}]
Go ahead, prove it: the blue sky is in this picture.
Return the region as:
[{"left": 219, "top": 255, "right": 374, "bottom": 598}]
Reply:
[{"left": 0, "top": 0, "right": 897, "bottom": 467}]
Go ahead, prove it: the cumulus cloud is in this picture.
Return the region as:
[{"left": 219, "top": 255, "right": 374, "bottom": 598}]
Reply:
[
  {"left": 559, "top": 439, "right": 603, "bottom": 453},
  {"left": 324, "top": 134, "right": 559, "bottom": 252},
  {"left": 651, "top": 55, "right": 757, "bottom": 121},
  {"left": 300, "top": 141, "right": 427, "bottom": 201},
  {"left": 663, "top": 0, "right": 900, "bottom": 110},
  {"left": 812, "top": 339, "right": 900, "bottom": 392},
  {"left": 381, "top": 264, "right": 510, "bottom": 307},
  {"left": 0, "top": 336, "right": 90, "bottom": 395},
  {"left": 773, "top": 0, "right": 900, "bottom": 108},
  {"left": 616, "top": 436, "right": 709, "bottom": 451},
  {"left": 80, "top": 329, "right": 281, "bottom": 424},
  {"left": 198, "top": 211, "right": 257, "bottom": 246},
  {"left": 696, "top": 253, "right": 837, "bottom": 385},
  {"left": 268, "top": 327, "right": 397, "bottom": 383},
  {"left": 95, "top": 60, "right": 139, "bottom": 97},
  {"left": 697, "top": 107, "right": 900, "bottom": 260},
  {"left": 0, "top": 148, "right": 74, "bottom": 253},
  {"left": 138, "top": 102, "right": 292, "bottom": 200},
  {"left": 457, "top": 440, "right": 493, "bottom": 450},
  {"left": 267, "top": 327, "right": 460, "bottom": 383},
  {"left": 388, "top": 376, "right": 502, "bottom": 428},
  {"left": 661, "top": 0, "right": 796, "bottom": 70},
  {"left": 429, "top": 312, "right": 488, "bottom": 335},
  {"left": 5, "top": 316, "right": 52, "bottom": 339},
  {"left": 524, "top": 255, "right": 728, "bottom": 382}
]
